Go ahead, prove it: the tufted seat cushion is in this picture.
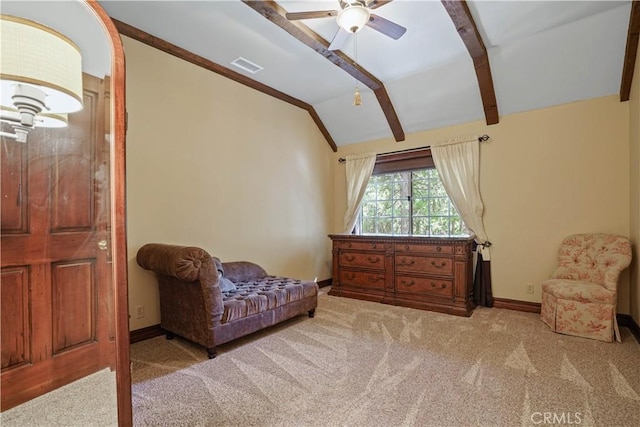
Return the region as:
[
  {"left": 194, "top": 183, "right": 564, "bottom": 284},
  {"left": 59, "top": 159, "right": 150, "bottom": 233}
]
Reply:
[{"left": 221, "top": 277, "right": 318, "bottom": 323}]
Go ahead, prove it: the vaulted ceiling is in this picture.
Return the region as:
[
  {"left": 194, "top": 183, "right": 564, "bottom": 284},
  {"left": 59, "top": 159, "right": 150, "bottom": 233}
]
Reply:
[{"left": 99, "top": 0, "right": 638, "bottom": 151}]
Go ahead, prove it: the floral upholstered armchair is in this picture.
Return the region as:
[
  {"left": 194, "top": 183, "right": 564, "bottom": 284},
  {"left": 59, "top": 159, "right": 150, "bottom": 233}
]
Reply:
[{"left": 540, "top": 233, "right": 632, "bottom": 342}]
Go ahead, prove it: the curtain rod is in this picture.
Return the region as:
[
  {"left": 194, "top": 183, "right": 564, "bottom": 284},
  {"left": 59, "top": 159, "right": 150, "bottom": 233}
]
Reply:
[{"left": 338, "top": 134, "right": 490, "bottom": 163}]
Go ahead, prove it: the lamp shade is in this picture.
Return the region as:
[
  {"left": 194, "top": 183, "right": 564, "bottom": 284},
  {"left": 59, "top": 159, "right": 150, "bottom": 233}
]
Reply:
[
  {"left": 0, "top": 15, "right": 83, "bottom": 113},
  {"left": 337, "top": 5, "right": 370, "bottom": 33}
]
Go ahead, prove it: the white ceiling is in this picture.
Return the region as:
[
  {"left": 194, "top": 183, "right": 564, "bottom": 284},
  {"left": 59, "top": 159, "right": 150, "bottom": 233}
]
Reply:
[{"left": 98, "top": 0, "right": 632, "bottom": 147}]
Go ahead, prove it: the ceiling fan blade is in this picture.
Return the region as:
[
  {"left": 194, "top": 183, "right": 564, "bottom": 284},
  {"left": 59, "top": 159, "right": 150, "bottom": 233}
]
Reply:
[
  {"left": 285, "top": 10, "right": 338, "bottom": 20},
  {"left": 366, "top": 0, "right": 394, "bottom": 10},
  {"left": 366, "top": 14, "right": 406, "bottom": 40},
  {"left": 328, "top": 27, "right": 350, "bottom": 51}
]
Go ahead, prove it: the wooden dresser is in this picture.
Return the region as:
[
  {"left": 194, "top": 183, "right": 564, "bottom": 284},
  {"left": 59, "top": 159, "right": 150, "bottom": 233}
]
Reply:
[{"left": 329, "top": 234, "right": 476, "bottom": 316}]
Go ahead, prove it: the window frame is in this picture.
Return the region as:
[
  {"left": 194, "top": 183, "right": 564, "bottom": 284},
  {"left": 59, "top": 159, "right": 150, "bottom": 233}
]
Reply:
[
  {"left": 371, "top": 148, "right": 435, "bottom": 175},
  {"left": 356, "top": 147, "right": 468, "bottom": 237}
]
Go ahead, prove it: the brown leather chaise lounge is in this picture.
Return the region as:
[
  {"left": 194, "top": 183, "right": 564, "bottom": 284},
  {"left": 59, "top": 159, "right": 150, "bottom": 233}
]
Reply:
[{"left": 136, "top": 243, "right": 318, "bottom": 358}]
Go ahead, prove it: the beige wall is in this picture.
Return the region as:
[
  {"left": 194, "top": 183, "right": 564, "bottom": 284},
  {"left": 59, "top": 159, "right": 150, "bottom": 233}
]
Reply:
[
  {"left": 123, "top": 35, "right": 636, "bottom": 328},
  {"left": 123, "top": 36, "right": 335, "bottom": 330},
  {"left": 332, "top": 96, "right": 631, "bottom": 311},
  {"left": 629, "top": 46, "right": 640, "bottom": 323}
]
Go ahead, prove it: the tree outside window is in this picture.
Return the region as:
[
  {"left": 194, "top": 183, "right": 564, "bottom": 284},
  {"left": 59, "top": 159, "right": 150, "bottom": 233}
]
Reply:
[{"left": 358, "top": 168, "right": 468, "bottom": 237}]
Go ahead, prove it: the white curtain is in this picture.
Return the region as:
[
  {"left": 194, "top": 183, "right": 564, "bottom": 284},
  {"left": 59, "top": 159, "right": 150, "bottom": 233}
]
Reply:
[
  {"left": 431, "top": 136, "right": 491, "bottom": 260},
  {"left": 343, "top": 152, "right": 377, "bottom": 233}
]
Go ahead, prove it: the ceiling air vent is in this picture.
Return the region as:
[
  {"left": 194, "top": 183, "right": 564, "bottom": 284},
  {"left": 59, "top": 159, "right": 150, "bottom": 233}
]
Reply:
[{"left": 230, "top": 57, "right": 264, "bottom": 74}]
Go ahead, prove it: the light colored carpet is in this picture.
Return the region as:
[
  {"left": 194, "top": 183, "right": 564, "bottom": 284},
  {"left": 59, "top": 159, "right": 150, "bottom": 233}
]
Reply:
[
  {"left": 131, "top": 289, "right": 640, "bottom": 426},
  {"left": 2, "top": 367, "right": 118, "bottom": 426}
]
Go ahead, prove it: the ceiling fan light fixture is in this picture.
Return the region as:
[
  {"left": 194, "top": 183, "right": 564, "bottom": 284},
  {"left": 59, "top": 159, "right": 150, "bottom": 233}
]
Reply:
[{"left": 337, "top": 4, "right": 370, "bottom": 33}]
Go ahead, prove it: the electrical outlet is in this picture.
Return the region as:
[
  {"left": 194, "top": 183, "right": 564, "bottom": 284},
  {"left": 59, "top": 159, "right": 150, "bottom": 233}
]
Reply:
[
  {"left": 526, "top": 284, "right": 534, "bottom": 294},
  {"left": 135, "top": 305, "right": 145, "bottom": 319}
]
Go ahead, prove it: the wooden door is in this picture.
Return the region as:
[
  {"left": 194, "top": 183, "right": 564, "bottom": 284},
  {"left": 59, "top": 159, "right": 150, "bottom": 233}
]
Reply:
[{"left": 1, "top": 74, "right": 115, "bottom": 410}]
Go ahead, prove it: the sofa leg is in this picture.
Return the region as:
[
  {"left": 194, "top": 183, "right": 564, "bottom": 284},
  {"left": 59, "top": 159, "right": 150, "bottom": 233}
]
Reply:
[
  {"left": 166, "top": 332, "right": 174, "bottom": 340},
  {"left": 207, "top": 347, "right": 217, "bottom": 359},
  {"left": 308, "top": 309, "right": 315, "bottom": 318}
]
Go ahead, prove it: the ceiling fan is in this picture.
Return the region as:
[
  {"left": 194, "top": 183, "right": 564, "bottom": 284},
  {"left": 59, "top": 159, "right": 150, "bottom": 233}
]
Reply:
[{"left": 285, "top": 0, "right": 407, "bottom": 51}]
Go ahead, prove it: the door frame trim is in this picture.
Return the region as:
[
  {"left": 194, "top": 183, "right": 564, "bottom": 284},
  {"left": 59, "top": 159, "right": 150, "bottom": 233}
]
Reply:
[{"left": 86, "top": 1, "right": 132, "bottom": 425}]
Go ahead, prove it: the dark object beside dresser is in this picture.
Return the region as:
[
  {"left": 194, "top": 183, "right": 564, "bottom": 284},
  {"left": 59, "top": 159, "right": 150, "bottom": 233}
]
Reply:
[
  {"left": 136, "top": 243, "right": 318, "bottom": 358},
  {"left": 329, "top": 235, "right": 475, "bottom": 316}
]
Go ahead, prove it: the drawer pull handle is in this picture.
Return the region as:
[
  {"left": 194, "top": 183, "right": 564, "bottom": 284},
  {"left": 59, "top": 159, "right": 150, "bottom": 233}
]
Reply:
[
  {"left": 345, "top": 272, "right": 356, "bottom": 280},
  {"left": 400, "top": 258, "right": 415, "bottom": 265},
  {"left": 401, "top": 279, "right": 416, "bottom": 286},
  {"left": 430, "top": 260, "right": 447, "bottom": 268},
  {"left": 345, "top": 242, "right": 352, "bottom": 248},
  {"left": 368, "top": 275, "right": 383, "bottom": 283},
  {"left": 436, "top": 246, "right": 442, "bottom": 252},
  {"left": 405, "top": 245, "right": 410, "bottom": 250},
  {"left": 368, "top": 256, "right": 380, "bottom": 263},
  {"left": 371, "top": 244, "right": 377, "bottom": 249},
  {"left": 345, "top": 255, "right": 355, "bottom": 261},
  {"left": 431, "top": 281, "right": 446, "bottom": 290}
]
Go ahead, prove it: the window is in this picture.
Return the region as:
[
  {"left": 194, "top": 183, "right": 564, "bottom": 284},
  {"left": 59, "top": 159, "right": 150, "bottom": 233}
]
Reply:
[{"left": 355, "top": 148, "right": 468, "bottom": 237}]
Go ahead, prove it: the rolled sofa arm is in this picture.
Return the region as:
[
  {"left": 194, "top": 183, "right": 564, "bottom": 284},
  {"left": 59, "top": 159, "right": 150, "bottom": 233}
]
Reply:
[
  {"left": 137, "top": 243, "right": 215, "bottom": 282},
  {"left": 136, "top": 243, "right": 224, "bottom": 346}
]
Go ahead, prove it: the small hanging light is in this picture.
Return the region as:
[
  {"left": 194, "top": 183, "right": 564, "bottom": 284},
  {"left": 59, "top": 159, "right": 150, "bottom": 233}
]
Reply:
[
  {"left": 353, "top": 86, "right": 362, "bottom": 106},
  {"left": 352, "top": 32, "right": 362, "bottom": 107}
]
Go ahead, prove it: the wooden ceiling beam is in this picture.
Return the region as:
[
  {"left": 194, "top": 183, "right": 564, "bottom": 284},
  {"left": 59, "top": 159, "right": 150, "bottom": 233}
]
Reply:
[
  {"left": 111, "top": 18, "right": 337, "bottom": 152},
  {"left": 441, "top": 0, "right": 499, "bottom": 125},
  {"left": 620, "top": 0, "right": 640, "bottom": 102},
  {"left": 368, "top": 1, "right": 394, "bottom": 10},
  {"left": 242, "top": 0, "right": 405, "bottom": 142}
]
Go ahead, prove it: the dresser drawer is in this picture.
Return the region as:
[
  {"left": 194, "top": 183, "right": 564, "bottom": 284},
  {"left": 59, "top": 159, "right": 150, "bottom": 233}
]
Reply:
[
  {"left": 395, "top": 243, "right": 453, "bottom": 255},
  {"left": 395, "top": 276, "right": 453, "bottom": 297},
  {"left": 395, "top": 255, "right": 453, "bottom": 276},
  {"left": 340, "top": 252, "right": 385, "bottom": 269},
  {"left": 340, "top": 270, "right": 385, "bottom": 290},
  {"left": 338, "top": 241, "right": 385, "bottom": 251}
]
